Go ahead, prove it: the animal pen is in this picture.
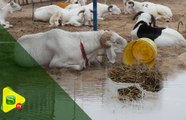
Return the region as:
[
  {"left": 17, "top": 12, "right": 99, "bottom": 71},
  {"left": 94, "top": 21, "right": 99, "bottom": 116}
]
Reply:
[
  {"left": 14, "top": 0, "right": 64, "bottom": 5},
  {"left": 1, "top": 0, "right": 186, "bottom": 119}
]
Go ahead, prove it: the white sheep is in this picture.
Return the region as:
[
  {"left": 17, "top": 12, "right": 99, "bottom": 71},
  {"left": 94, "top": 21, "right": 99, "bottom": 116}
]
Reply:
[
  {"left": 0, "top": 0, "right": 6, "bottom": 8},
  {"left": 14, "top": 29, "right": 127, "bottom": 70},
  {"left": 49, "top": 11, "right": 62, "bottom": 27},
  {"left": 67, "top": 0, "right": 87, "bottom": 6},
  {"left": 131, "top": 12, "right": 186, "bottom": 47},
  {"left": 61, "top": 8, "right": 93, "bottom": 26},
  {"left": 84, "top": 2, "right": 121, "bottom": 20},
  {"left": 34, "top": 5, "right": 64, "bottom": 21},
  {"left": 65, "top": 3, "right": 81, "bottom": 9},
  {"left": 125, "top": 0, "right": 173, "bottom": 21},
  {"left": 48, "top": 8, "right": 92, "bottom": 27},
  {"left": 34, "top": 2, "right": 121, "bottom": 22},
  {"left": 0, "top": 0, "right": 22, "bottom": 28},
  {"left": 122, "top": 0, "right": 130, "bottom": 14}
]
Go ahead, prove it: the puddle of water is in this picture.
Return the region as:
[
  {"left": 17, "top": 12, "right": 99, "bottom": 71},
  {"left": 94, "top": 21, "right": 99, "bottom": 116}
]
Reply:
[{"left": 57, "top": 71, "right": 186, "bottom": 120}]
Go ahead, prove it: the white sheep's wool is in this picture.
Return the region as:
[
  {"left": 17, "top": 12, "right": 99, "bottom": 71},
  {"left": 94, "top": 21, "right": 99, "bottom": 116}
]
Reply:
[{"left": 0, "top": 0, "right": 7, "bottom": 8}]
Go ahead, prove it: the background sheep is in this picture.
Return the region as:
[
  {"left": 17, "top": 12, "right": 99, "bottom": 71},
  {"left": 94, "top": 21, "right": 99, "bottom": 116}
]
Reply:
[
  {"left": 49, "top": 11, "right": 62, "bottom": 27},
  {"left": 0, "top": 0, "right": 22, "bottom": 28},
  {"left": 58, "top": 8, "right": 93, "bottom": 26},
  {"left": 66, "top": 0, "right": 87, "bottom": 6},
  {"left": 131, "top": 12, "right": 186, "bottom": 47},
  {"left": 83, "top": 2, "right": 121, "bottom": 20},
  {"left": 0, "top": 0, "right": 6, "bottom": 8},
  {"left": 34, "top": 5, "right": 64, "bottom": 21},
  {"left": 65, "top": 3, "right": 81, "bottom": 9},
  {"left": 34, "top": 2, "right": 121, "bottom": 22},
  {"left": 125, "top": 0, "right": 173, "bottom": 22}
]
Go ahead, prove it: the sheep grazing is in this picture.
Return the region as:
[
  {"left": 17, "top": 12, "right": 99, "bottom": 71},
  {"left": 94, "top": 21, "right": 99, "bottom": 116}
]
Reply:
[
  {"left": 131, "top": 12, "right": 186, "bottom": 47},
  {"left": 0, "top": 0, "right": 22, "bottom": 28},
  {"left": 14, "top": 29, "right": 128, "bottom": 70},
  {"left": 125, "top": 0, "right": 173, "bottom": 22}
]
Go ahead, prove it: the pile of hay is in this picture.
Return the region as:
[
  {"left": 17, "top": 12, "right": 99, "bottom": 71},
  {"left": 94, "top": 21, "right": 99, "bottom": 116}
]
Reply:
[
  {"left": 108, "top": 63, "right": 164, "bottom": 101},
  {"left": 118, "top": 86, "right": 142, "bottom": 101}
]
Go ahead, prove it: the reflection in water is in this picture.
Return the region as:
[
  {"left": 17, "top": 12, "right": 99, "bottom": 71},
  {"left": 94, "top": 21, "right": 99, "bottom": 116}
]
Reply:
[{"left": 55, "top": 70, "right": 186, "bottom": 120}]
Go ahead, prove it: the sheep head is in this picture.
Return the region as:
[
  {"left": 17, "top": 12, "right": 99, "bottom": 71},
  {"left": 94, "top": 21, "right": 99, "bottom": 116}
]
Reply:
[
  {"left": 100, "top": 31, "right": 113, "bottom": 48},
  {"left": 108, "top": 4, "right": 121, "bottom": 15},
  {"left": 78, "top": 9, "right": 93, "bottom": 26},
  {"left": 100, "top": 31, "right": 128, "bottom": 63},
  {"left": 133, "top": 11, "right": 157, "bottom": 27},
  {"left": 9, "top": 0, "right": 22, "bottom": 13},
  {"left": 125, "top": 0, "right": 136, "bottom": 14}
]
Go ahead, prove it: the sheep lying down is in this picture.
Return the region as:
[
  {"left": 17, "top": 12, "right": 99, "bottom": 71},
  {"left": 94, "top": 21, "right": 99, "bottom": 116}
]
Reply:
[
  {"left": 0, "top": 0, "right": 22, "bottom": 28},
  {"left": 15, "top": 29, "right": 127, "bottom": 70},
  {"left": 131, "top": 12, "right": 186, "bottom": 47}
]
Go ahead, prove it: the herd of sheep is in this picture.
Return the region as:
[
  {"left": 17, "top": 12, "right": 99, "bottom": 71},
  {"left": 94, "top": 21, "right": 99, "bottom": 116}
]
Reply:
[{"left": 0, "top": 0, "right": 186, "bottom": 70}]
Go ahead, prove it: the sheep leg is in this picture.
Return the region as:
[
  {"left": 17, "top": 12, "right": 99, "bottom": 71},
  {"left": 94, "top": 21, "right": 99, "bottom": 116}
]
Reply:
[
  {"left": 70, "top": 20, "right": 82, "bottom": 27},
  {"left": 98, "top": 17, "right": 105, "bottom": 21},
  {"left": 49, "top": 55, "right": 84, "bottom": 70},
  {"left": 61, "top": 64, "right": 84, "bottom": 70},
  {"left": 54, "top": 21, "right": 60, "bottom": 27},
  {"left": 49, "top": 60, "right": 84, "bottom": 70}
]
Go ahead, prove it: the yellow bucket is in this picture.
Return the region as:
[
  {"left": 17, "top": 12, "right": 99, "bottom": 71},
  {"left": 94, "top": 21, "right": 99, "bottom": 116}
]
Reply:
[
  {"left": 123, "top": 38, "right": 157, "bottom": 68},
  {"left": 55, "top": 2, "right": 70, "bottom": 8}
]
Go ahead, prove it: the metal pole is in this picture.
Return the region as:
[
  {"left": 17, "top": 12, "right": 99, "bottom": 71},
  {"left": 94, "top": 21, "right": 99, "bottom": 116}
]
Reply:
[{"left": 93, "top": 0, "right": 97, "bottom": 31}]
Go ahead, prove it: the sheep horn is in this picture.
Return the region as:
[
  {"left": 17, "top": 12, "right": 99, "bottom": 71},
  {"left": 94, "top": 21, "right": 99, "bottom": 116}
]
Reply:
[
  {"left": 150, "top": 14, "right": 156, "bottom": 27},
  {"left": 78, "top": 9, "right": 85, "bottom": 16},
  {"left": 128, "top": 1, "right": 134, "bottom": 7},
  {"left": 132, "top": 11, "right": 144, "bottom": 20},
  {"left": 108, "top": 5, "right": 113, "bottom": 12},
  {"left": 100, "top": 31, "right": 113, "bottom": 48}
]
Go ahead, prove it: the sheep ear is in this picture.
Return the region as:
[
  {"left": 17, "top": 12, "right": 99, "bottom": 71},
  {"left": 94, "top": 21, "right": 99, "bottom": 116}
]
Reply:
[
  {"left": 106, "top": 45, "right": 116, "bottom": 63},
  {"left": 108, "top": 5, "right": 113, "bottom": 12},
  {"left": 150, "top": 14, "right": 156, "bottom": 27},
  {"left": 132, "top": 11, "right": 144, "bottom": 20}
]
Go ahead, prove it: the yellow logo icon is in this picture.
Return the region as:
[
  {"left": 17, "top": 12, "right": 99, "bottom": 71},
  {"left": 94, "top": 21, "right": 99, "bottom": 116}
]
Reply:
[{"left": 1, "top": 86, "right": 26, "bottom": 113}]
